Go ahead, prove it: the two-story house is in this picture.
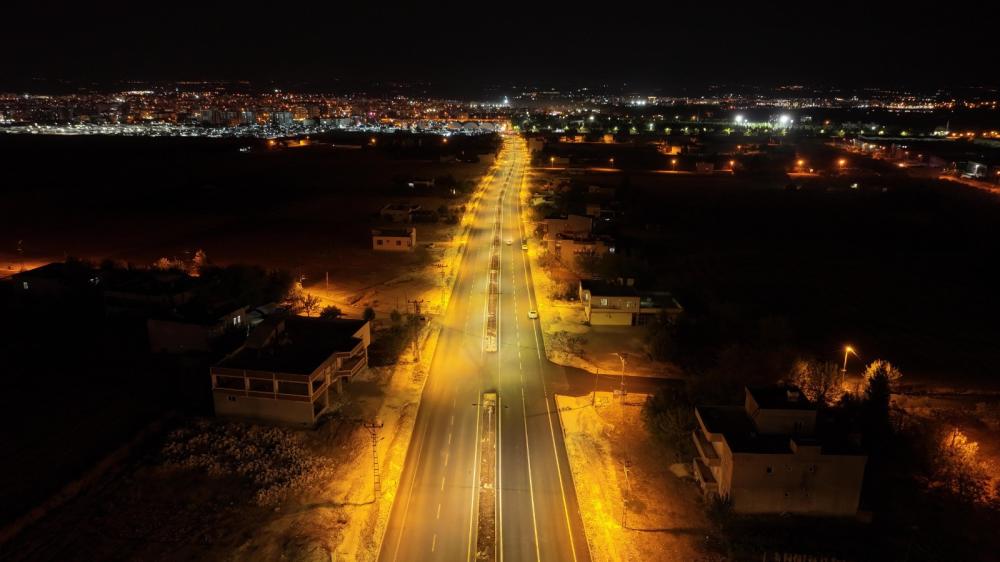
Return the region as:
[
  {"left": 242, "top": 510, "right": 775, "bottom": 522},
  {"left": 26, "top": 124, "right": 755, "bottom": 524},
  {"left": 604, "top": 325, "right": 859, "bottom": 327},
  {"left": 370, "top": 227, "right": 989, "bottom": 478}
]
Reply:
[
  {"left": 693, "top": 385, "right": 867, "bottom": 516},
  {"left": 211, "top": 316, "right": 370, "bottom": 426}
]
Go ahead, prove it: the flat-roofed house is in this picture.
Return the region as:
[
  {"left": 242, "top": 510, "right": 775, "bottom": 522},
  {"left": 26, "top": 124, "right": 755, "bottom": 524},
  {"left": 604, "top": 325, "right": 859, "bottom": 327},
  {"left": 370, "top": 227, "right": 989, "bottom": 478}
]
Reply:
[
  {"left": 211, "top": 316, "right": 370, "bottom": 426},
  {"left": 692, "top": 385, "right": 867, "bottom": 516},
  {"left": 579, "top": 279, "right": 639, "bottom": 325},
  {"left": 372, "top": 228, "right": 416, "bottom": 252}
]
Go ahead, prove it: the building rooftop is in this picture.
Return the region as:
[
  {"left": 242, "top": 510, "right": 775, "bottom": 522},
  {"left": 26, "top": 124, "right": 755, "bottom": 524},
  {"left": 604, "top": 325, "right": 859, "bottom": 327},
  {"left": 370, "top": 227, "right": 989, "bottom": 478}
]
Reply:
[
  {"left": 217, "top": 316, "right": 366, "bottom": 375},
  {"left": 372, "top": 228, "right": 415, "bottom": 238},
  {"left": 747, "top": 384, "right": 814, "bottom": 410},
  {"left": 579, "top": 279, "right": 638, "bottom": 297}
]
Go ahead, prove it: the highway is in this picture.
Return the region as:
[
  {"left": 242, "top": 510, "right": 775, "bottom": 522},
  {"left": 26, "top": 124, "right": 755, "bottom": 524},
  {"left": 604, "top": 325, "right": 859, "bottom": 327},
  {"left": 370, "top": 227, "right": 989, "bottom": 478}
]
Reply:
[{"left": 379, "top": 136, "right": 592, "bottom": 562}]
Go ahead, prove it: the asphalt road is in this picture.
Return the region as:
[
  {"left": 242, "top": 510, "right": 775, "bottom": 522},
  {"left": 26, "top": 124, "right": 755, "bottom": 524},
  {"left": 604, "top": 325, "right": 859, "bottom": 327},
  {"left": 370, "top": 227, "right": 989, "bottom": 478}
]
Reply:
[{"left": 380, "top": 137, "right": 600, "bottom": 562}]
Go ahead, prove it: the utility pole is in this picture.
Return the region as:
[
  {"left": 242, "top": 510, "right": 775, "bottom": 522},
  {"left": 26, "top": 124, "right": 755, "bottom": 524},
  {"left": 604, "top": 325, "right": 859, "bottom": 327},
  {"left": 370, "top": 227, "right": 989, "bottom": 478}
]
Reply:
[{"left": 364, "top": 421, "right": 384, "bottom": 499}]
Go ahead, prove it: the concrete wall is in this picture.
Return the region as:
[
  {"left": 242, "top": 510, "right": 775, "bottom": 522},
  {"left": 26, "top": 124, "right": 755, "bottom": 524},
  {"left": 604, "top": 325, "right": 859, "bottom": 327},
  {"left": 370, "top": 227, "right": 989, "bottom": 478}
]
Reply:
[
  {"left": 373, "top": 235, "right": 414, "bottom": 251},
  {"left": 726, "top": 451, "right": 866, "bottom": 515},
  {"left": 213, "top": 392, "right": 321, "bottom": 427},
  {"left": 587, "top": 310, "right": 634, "bottom": 326}
]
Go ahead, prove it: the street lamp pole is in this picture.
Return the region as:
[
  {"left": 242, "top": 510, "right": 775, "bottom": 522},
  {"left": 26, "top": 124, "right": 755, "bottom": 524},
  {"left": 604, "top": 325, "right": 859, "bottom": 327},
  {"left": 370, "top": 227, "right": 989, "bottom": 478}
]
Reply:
[
  {"left": 841, "top": 345, "right": 855, "bottom": 385},
  {"left": 614, "top": 352, "right": 626, "bottom": 398}
]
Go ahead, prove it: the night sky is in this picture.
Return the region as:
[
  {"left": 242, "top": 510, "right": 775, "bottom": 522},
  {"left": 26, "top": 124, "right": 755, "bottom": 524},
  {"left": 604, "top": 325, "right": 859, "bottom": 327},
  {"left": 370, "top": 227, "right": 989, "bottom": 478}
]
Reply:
[{"left": 3, "top": 1, "right": 996, "bottom": 94}]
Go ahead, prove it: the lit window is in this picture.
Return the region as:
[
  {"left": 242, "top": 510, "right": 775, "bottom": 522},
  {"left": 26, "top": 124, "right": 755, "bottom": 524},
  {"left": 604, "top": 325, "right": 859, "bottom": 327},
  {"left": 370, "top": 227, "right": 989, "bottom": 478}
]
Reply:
[
  {"left": 22, "top": 282, "right": 29, "bottom": 290},
  {"left": 600, "top": 298, "right": 608, "bottom": 306}
]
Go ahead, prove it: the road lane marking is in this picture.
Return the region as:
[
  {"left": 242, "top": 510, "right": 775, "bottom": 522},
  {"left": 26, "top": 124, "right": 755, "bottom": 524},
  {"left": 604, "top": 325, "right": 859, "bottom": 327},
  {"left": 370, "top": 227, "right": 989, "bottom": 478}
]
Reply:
[
  {"left": 441, "top": 476, "right": 446, "bottom": 491},
  {"left": 466, "top": 387, "right": 483, "bottom": 562},
  {"left": 432, "top": 534, "right": 437, "bottom": 553},
  {"left": 513, "top": 146, "right": 581, "bottom": 562},
  {"left": 521, "top": 387, "right": 543, "bottom": 562},
  {"left": 437, "top": 503, "right": 441, "bottom": 519}
]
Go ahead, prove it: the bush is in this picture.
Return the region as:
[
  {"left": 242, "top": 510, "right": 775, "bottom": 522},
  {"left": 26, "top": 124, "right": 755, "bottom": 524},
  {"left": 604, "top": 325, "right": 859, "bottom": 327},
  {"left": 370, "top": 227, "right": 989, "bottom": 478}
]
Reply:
[{"left": 642, "top": 384, "right": 696, "bottom": 460}]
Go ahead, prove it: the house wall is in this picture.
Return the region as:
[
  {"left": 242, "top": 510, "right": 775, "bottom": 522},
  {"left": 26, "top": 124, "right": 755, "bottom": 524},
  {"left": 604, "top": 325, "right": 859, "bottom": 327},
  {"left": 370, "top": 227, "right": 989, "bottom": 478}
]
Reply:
[
  {"left": 726, "top": 451, "right": 866, "bottom": 515},
  {"left": 373, "top": 235, "right": 414, "bottom": 252},
  {"left": 585, "top": 293, "right": 640, "bottom": 325},
  {"left": 213, "top": 391, "right": 322, "bottom": 427},
  {"left": 588, "top": 310, "right": 634, "bottom": 325}
]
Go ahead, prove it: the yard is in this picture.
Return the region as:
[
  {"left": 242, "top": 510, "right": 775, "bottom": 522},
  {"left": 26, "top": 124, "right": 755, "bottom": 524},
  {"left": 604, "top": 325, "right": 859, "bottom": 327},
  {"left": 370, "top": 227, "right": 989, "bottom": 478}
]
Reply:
[{"left": 556, "top": 392, "right": 718, "bottom": 562}]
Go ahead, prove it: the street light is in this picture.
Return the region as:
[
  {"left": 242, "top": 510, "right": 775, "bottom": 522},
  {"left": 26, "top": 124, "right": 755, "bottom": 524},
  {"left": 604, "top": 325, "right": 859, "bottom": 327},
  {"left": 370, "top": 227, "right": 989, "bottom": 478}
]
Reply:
[
  {"left": 838, "top": 158, "right": 847, "bottom": 168},
  {"left": 549, "top": 156, "right": 555, "bottom": 167},
  {"left": 841, "top": 345, "right": 857, "bottom": 384},
  {"left": 671, "top": 158, "right": 677, "bottom": 170},
  {"left": 609, "top": 157, "right": 615, "bottom": 168},
  {"left": 613, "top": 352, "right": 627, "bottom": 397}
]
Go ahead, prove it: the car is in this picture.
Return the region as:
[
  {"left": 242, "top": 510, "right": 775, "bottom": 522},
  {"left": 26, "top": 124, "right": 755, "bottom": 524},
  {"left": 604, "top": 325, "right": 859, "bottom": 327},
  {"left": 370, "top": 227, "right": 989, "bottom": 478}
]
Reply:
[
  {"left": 505, "top": 239, "right": 512, "bottom": 245},
  {"left": 521, "top": 242, "right": 528, "bottom": 250},
  {"left": 527, "top": 310, "right": 538, "bottom": 319}
]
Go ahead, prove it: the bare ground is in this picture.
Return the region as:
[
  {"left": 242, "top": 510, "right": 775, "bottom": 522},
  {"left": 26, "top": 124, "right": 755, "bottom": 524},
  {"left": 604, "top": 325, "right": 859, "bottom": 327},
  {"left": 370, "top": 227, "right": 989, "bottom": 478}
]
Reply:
[{"left": 556, "top": 392, "right": 720, "bottom": 562}]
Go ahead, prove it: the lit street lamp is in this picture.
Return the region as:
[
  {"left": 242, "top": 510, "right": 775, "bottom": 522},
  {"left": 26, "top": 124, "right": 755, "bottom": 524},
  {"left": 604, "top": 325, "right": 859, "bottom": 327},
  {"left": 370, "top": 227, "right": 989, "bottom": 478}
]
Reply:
[{"left": 841, "top": 345, "right": 857, "bottom": 384}]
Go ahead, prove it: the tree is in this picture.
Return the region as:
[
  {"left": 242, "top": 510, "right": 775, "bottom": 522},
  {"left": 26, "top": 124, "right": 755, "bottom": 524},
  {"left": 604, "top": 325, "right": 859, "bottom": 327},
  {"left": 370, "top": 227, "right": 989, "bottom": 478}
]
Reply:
[
  {"left": 319, "top": 305, "right": 342, "bottom": 319},
  {"left": 790, "top": 359, "right": 842, "bottom": 406},
  {"left": 860, "top": 359, "right": 903, "bottom": 448},
  {"left": 363, "top": 307, "right": 376, "bottom": 322},
  {"left": 189, "top": 249, "right": 208, "bottom": 276},
  {"left": 642, "top": 385, "right": 695, "bottom": 459},
  {"left": 645, "top": 310, "right": 676, "bottom": 362},
  {"left": 300, "top": 294, "right": 322, "bottom": 317},
  {"left": 932, "top": 428, "right": 997, "bottom": 506}
]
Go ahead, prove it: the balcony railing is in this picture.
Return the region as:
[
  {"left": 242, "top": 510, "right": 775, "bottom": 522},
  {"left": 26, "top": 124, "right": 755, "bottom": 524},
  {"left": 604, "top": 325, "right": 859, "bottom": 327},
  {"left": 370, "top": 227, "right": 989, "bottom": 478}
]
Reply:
[
  {"left": 692, "top": 429, "right": 720, "bottom": 467},
  {"left": 336, "top": 354, "right": 367, "bottom": 378}
]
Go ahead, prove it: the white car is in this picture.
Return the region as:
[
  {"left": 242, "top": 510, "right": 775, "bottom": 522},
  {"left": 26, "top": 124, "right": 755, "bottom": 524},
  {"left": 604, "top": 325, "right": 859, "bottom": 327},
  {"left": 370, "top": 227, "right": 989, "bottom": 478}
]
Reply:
[
  {"left": 527, "top": 310, "right": 538, "bottom": 319},
  {"left": 505, "top": 239, "right": 513, "bottom": 245},
  {"left": 521, "top": 242, "right": 528, "bottom": 250}
]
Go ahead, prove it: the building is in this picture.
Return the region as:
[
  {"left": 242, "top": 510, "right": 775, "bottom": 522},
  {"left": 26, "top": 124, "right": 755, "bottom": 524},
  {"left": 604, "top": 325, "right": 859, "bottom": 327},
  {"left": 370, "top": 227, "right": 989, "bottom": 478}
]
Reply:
[
  {"left": 211, "top": 316, "right": 370, "bottom": 426},
  {"left": 541, "top": 213, "right": 592, "bottom": 237},
  {"left": 103, "top": 269, "right": 203, "bottom": 316},
  {"left": 372, "top": 228, "right": 416, "bottom": 252},
  {"left": 545, "top": 232, "right": 613, "bottom": 264},
  {"left": 10, "top": 261, "right": 101, "bottom": 298},
  {"left": 579, "top": 279, "right": 638, "bottom": 325},
  {"left": 380, "top": 203, "right": 421, "bottom": 223},
  {"left": 147, "top": 298, "right": 250, "bottom": 354},
  {"left": 693, "top": 385, "right": 867, "bottom": 516}
]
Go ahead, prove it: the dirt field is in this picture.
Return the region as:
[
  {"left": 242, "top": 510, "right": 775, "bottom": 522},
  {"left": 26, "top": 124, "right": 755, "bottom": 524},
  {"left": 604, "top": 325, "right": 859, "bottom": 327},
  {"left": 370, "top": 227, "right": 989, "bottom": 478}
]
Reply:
[{"left": 556, "top": 392, "right": 718, "bottom": 562}]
